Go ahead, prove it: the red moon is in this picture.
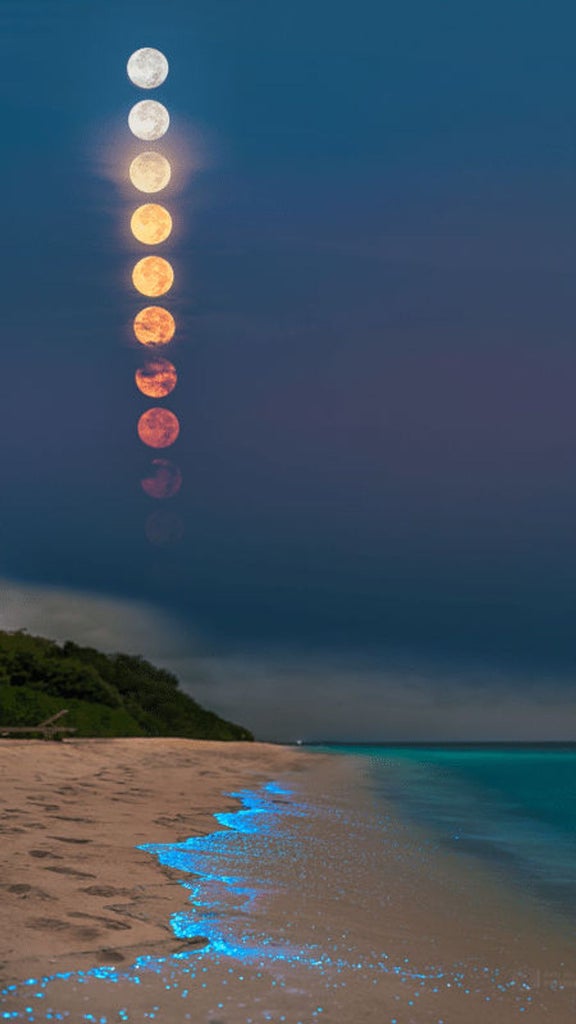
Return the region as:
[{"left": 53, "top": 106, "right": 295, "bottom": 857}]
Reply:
[
  {"left": 141, "top": 458, "right": 182, "bottom": 499},
  {"left": 135, "top": 357, "right": 177, "bottom": 398},
  {"left": 137, "top": 408, "right": 180, "bottom": 448}
]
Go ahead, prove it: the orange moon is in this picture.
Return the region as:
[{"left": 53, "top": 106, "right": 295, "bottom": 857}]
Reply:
[
  {"left": 133, "top": 306, "right": 175, "bottom": 345},
  {"left": 130, "top": 204, "right": 172, "bottom": 245},
  {"left": 141, "top": 458, "right": 182, "bottom": 499},
  {"left": 129, "top": 152, "right": 171, "bottom": 193},
  {"left": 135, "top": 357, "right": 177, "bottom": 398},
  {"left": 138, "top": 408, "right": 180, "bottom": 448},
  {"left": 132, "top": 256, "right": 173, "bottom": 297}
]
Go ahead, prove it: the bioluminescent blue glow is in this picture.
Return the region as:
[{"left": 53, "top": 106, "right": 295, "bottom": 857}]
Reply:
[{"left": 1, "top": 776, "right": 568, "bottom": 1023}]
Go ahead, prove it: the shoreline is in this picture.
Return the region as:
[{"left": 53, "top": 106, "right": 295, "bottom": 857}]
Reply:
[
  {"left": 2, "top": 739, "right": 576, "bottom": 1021},
  {"left": 0, "top": 737, "right": 320, "bottom": 985}
]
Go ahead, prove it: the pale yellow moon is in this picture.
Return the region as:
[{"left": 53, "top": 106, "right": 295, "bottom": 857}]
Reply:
[
  {"left": 129, "top": 152, "right": 171, "bottom": 193},
  {"left": 130, "top": 204, "right": 172, "bottom": 245},
  {"left": 132, "top": 256, "right": 174, "bottom": 297},
  {"left": 138, "top": 408, "right": 180, "bottom": 448},
  {"left": 133, "top": 306, "right": 175, "bottom": 345}
]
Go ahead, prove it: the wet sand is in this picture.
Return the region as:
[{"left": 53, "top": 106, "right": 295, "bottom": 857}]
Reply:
[{"left": 2, "top": 739, "right": 576, "bottom": 1022}]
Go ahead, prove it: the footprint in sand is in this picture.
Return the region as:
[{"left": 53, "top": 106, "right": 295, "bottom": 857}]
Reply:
[
  {"left": 8, "top": 884, "right": 54, "bottom": 900},
  {"left": 81, "top": 885, "right": 132, "bottom": 897},
  {"left": 67, "top": 912, "right": 132, "bottom": 931},
  {"left": 52, "top": 815, "right": 96, "bottom": 824},
  {"left": 26, "top": 917, "right": 71, "bottom": 931},
  {"left": 44, "top": 866, "right": 96, "bottom": 879},
  {"left": 96, "top": 948, "right": 125, "bottom": 964},
  {"left": 47, "top": 835, "right": 92, "bottom": 844}
]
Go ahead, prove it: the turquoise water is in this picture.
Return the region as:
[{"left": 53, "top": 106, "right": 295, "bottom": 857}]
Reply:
[{"left": 316, "top": 744, "right": 576, "bottom": 922}]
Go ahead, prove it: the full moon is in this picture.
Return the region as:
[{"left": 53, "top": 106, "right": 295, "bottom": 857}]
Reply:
[
  {"left": 128, "top": 100, "right": 170, "bottom": 141},
  {"left": 132, "top": 256, "right": 173, "bottom": 297},
  {"left": 138, "top": 408, "right": 180, "bottom": 448},
  {"left": 133, "top": 306, "right": 175, "bottom": 345},
  {"left": 135, "top": 357, "right": 177, "bottom": 397},
  {"left": 130, "top": 204, "right": 172, "bottom": 245},
  {"left": 129, "top": 152, "right": 171, "bottom": 193},
  {"left": 127, "top": 48, "right": 169, "bottom": 89},
  {"left": 141, "top": 458, "right": 182, "bottom": 499}
]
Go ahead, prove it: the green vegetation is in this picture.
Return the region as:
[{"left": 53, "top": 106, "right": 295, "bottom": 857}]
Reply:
[{"left": 0, "top": 630, "right": 253, "bottom": 741}]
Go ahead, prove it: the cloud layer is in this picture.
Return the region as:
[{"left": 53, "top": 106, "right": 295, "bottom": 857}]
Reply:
[{"left": 1, "top": 578, "right": 574, "bottom": 742}]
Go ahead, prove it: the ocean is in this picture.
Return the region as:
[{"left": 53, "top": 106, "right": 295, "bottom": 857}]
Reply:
[{"left": 316, "top": 743, "right": 576, "bottom": 925}]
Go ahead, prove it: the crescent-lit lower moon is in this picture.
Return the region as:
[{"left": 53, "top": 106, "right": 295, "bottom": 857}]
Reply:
[
  {"left": 133, "top": 306, "right": 175, "bottom": 345},
  {"left": 129, "top": 100, "right": 170, "bottom": 141},
  {"left": 138, "top": 408, "right": 180, "bottom": 448},
  {"left": 141, "top": 458, "right": 182, "bottom": 499},
  {"left": 129, "top": 152, "right": 171, "bottom": 193},
  {"left": 127, "top": 48, "right": 169, "bottom": 89},
  {"left": 132, "top": 256, "right": 174, "bottom": 297},
  {"left": 130, "top": 204, "right": 172, "bottom": 245},
  {"left": 135, "top": 357, "right": 177, "bottom": 397}
]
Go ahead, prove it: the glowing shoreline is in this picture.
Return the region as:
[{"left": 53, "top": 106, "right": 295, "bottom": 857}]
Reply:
[{"left": 1, "top": 776, "right": 545, "bottom": 1023}]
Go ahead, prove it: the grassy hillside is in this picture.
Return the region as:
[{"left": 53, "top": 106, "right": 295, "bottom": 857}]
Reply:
[{"left": 0, "top": 630, "right": 253, "bottom": 741}]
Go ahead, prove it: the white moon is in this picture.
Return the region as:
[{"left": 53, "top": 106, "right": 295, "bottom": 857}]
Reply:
[
  {"left": 128, "top": 100, "right": 170, "bottom": 141},
  {"left": 129, "top": 152, "right": 172, "bottom": 193},
  {"left": 127, "top": 48, "right": 169, "bottom": 89}
]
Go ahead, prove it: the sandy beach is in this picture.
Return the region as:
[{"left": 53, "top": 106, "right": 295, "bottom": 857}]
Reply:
[
  {"left": 0, "top": 738, "right": 315, "bottom": 982},
  {"left": 2, "top": 739, "right": 576, "bottom": 1023}
]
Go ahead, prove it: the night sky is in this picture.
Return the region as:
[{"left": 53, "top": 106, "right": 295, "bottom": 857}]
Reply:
[{"left": 1, "top": 0, "right": 575, "bottom": 739}]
